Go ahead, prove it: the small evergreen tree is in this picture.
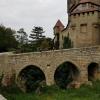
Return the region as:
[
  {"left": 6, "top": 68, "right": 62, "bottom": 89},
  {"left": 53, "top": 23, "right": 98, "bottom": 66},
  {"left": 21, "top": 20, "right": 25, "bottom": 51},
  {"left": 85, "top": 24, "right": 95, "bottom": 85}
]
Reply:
[
  {"left": 29, "top": 26, "right": 45, "bottom": 51},
  {"left": 54, "top": 33, "right": 60, "bottom": 50},
  {"left": 30, "top": 26, "right": 45, "bottom": 41},
  {"left": 63, "top": 34, "right": 72, "bottom": 49}
]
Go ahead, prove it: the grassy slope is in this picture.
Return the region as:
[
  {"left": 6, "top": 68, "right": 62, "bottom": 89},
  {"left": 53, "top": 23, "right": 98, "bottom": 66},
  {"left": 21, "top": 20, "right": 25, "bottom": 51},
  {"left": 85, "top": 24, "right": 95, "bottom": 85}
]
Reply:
[{"left": 1, "top": 81, "right": 100, "bottom": 100}]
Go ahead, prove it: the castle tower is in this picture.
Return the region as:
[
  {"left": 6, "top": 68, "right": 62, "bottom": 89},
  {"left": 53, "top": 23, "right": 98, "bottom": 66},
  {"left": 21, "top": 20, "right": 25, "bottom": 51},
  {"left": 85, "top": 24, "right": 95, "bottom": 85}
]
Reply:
[
  {"left": 67, "top": 0, "right": 80, "bottom": 25},
  {"left": 54, "top": 20, "right": 64, "bottom": 34},
  {"left": 53, "top": 20, "right": 64, "bottom": 49},
  {"left": 54, "top": 0, "right": 100, "bottom": 49},
  {"left": 67, "top": 0, "right": 80, "bottom": 14}
]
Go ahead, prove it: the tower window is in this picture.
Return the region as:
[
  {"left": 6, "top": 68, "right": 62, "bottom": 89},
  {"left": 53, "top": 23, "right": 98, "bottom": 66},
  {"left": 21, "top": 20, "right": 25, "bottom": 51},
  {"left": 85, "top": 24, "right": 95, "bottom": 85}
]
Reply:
[
  {"left": 78, "top": 13, "right": 80, "bottom": 16},
  {"left": 73, "top": 14, "right": 76, "bottom": 18},
  {"left": 80, "top": 24, "right": 87, "bottom": 33},
  {"left": 62, "top": 35, "right": 64, "bottom": 40},
  {"left": 92, "top": 11, "right": 94, "bottom": 14},
  {"left": 91, "top": 4, "right": 94, "bottom": 8},
  {"left": 82, "top": 4, "right": 86, "bottom": 7},
  {"left": 87, "top": 12, "right": 89, "bottom": 16},
  {"left": 82, "top": 12, "right": 85, "bottom": 15}
]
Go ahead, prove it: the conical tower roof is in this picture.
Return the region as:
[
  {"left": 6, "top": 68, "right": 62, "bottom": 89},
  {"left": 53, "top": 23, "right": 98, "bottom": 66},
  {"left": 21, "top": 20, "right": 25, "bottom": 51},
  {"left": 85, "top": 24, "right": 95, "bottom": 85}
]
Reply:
[{"left": 54, "top": 20, "right": 64, "bottom": 28}]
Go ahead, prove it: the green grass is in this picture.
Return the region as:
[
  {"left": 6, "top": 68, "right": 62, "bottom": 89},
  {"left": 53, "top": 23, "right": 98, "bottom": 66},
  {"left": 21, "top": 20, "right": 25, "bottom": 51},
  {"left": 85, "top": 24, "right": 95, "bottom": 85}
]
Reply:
[{"left": 1, "top": 81, "right": 100, "bottom": 100}]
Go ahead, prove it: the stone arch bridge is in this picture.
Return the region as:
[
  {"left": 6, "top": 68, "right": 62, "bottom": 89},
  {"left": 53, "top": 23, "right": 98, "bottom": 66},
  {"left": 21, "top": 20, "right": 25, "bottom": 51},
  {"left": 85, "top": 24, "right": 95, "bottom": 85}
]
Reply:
[{"left": 0, "top": 46, "right": 100, "bottom": 89}]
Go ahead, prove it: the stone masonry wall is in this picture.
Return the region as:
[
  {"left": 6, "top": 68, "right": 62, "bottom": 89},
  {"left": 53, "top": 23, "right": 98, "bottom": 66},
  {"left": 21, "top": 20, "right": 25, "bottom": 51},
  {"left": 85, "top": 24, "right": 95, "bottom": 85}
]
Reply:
[{"left": 0, "top": 46, "right": 100, "bottom": 87}]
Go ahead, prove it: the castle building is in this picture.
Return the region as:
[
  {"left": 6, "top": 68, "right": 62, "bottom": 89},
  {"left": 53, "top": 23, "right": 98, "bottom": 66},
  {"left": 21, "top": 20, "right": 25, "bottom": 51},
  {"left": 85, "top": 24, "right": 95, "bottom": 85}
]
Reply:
[
  {"left": 54, "top": 0, "right": 100, "bottom": 49},
  {"left": 54, "top": 20, "right": 64, "bottom": 49}
]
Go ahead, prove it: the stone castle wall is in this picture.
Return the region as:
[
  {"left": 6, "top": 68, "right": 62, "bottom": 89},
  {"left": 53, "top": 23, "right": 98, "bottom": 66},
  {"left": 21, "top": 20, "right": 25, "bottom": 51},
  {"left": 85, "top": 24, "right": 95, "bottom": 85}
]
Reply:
[
  {"left": 60, "top": 11, "right": 100, "bottom": 48},
  {"left": 58, "top": 0, "right": 100, "bottom": 49}
]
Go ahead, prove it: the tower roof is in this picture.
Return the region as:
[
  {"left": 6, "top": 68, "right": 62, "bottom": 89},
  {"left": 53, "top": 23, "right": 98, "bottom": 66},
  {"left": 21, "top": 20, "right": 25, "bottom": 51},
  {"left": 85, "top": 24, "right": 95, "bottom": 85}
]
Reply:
[
  {"left": 71, "top": 8, "right": 100, "bottom": 15},
  {"left": 54, "top": 20, "right": 64, "bottom": 28},
  {"left": 79, "top": 0, "right": 91, "bottom": 3},
  {"left": 70, "top": 0, "right": 100, "bottom": 14},
  {"left": 79, "top": 0, "right": 100, "bottom": 5}
]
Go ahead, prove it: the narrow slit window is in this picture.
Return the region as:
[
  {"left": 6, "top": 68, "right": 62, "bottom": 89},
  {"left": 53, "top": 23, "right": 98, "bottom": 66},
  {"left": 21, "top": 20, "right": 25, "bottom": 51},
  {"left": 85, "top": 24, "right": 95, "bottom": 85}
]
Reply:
[{"left": 80, "top": 24, "right": 87, "bottom": 33}]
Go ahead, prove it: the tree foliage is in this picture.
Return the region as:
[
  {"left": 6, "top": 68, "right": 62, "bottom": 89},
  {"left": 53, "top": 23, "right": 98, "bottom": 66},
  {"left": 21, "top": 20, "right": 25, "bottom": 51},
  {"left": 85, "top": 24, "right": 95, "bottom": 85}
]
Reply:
[
  {"left": 54, "top": 33, "right": 59, "bottom": 50},
  {"left": 39, "top": 38, "right": 53, "bottom": 51},
  {"left": 30, "top": 26, "right": 45, "bottom": 41},
  {"left": 17, "top": 28, "right": 28, "bottom": 45},
  {"left": 0, "top": 25, "right": 18, "bottom": 52},
  {"left": 16, "top": 28, "right": 28, "bottom": 53},
  {"left": 29, "top": 26, "right": 53, "bottom": 51},
  {"left": 0, "top": 25, "right": 54, "bottom": 53},
  {"left": 63, "top": 34, "right": 73, "bottom": 49}
]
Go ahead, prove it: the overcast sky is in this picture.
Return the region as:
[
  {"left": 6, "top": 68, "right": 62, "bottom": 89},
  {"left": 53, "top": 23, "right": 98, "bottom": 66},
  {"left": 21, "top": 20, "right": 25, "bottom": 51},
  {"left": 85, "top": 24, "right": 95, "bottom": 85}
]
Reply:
[{"left": 0, "top": 0, "right": 68, "bottom": 38}]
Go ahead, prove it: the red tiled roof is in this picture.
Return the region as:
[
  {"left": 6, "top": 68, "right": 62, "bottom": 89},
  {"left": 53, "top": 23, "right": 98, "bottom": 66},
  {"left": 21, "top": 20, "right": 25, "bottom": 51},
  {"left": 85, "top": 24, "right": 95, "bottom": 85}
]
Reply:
[
  {"left": 79, "top": 0, "right": 100, "bottom": 5},
  {"left": 71, "top": 8, "right": 100, "bottom": 14},
  {"left": 54, "top": 20, "right": 64, "bottom": 28},
  {"left": 79, "top": 0, "right": 92, "bottom": 3},
  {"left": 70, "top": 0, "right": 100, "bottom": 15},
  {"left": 70, "top": 0, "right": 100, "bottom": 13}
]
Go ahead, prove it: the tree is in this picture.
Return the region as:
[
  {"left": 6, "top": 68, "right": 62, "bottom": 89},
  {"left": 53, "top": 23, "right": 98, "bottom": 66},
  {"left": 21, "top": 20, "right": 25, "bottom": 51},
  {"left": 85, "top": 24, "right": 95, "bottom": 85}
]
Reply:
[
  {"left": 16, "top": 28, "right": 28, "bottom": 52},
  {"left": 29, "top": 26, "right": 45, "bottom": 51},
  {"left": 17, "top": 28, "right": 28, "bottom": 45},
  {"left": 0, "top": 25, "right": 18, "bottom": 52},
  {"left": 30, "top": 26, "right": 45, "bottom": 41},
  {"left": 40, "top": 38, "right": 53, "bottom": 51},
  {"left": 63, "top": 34, "right": 72, "bottom": 49}
]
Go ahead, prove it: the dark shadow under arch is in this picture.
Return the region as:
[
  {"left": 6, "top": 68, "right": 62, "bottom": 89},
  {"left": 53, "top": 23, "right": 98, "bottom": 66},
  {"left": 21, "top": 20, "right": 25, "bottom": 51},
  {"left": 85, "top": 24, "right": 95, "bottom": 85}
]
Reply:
[
  {"left": 88, "top": 62, "right": 99, "bottom": 81},
  {"left": 17, "top": 65, "right": 46, "bottom": 92},
  {"left": 54, "top": 62, "right": 80, "bottom": 89}
]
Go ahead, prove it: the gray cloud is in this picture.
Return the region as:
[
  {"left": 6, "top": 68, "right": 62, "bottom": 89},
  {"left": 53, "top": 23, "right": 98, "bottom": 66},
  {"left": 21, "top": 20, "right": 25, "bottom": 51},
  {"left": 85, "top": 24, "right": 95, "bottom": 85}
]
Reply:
[{"left": 0, "top": 0, "right": 68, "bottom": 38}]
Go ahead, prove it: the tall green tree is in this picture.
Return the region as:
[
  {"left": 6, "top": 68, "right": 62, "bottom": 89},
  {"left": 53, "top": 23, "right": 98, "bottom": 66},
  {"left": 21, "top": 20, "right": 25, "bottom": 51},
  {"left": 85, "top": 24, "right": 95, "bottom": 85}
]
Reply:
[
  {"left": 16, "top": 28, "right": 28, "bottom": 52},
  {"left": 30, "top": 26, "right": 45, "bottom": 41},
  {"left": 0, "top": 25, "right": 18, "bottom": 52},
  {"left": 29, "top": 26, "right": 45, "bottom": 51},
  {"left": 54, "top": 33, "right": 60, "bottom": 50},
  {"left": 63, "top": 34, "right": 72, "bottom": 49},
  {"left": 17, "top": 28, "right": 28, "bottom": 45}
]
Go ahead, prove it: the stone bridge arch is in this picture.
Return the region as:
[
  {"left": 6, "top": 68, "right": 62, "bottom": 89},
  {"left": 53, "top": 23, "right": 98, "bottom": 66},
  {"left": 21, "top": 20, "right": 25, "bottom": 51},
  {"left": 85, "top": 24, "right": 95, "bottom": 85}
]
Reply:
[
  {"left": 53, "top": 61, "right": 80, "bottom": 88},
  {"left": 16, "top": 64, "right": 46, "bottom": 92},
  {"left": 52, "top": 59, "right": 81, "bottom": 78},
  {"left": 16, "top": 63, "right": 46, "bottom": 78},
  {"left": 87, "top": 62, "right": 100, "bottom": 81}
]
